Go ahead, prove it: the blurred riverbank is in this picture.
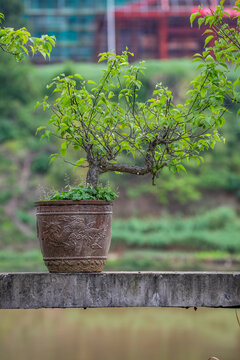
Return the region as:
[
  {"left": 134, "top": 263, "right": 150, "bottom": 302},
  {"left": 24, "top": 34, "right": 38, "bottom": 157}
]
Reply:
[{"left": 0, "top": 308, "right": 239, "bottom": 360}]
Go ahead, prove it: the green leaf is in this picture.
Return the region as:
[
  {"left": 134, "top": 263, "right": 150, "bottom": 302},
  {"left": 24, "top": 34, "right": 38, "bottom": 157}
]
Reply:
[
  {"left": 88, "top": 80, "right": 97, "bottom": 85},
  {"left": 49, "top": 155, "right": 59, "bottom": 163},
  {"left": 74, "top": 74, "right": 83, "bottom": 80},
  {"left": 205, "top": 54, "right": 214, "bottom": 61},
  {"left": 203, "top": 29, "right": 213, "bottom": 34},
  {"left": 198, "top": 17, "right": 205, "bottom": 28},
  {"left": 73, "top": 158, "right": 86, "bottom": 170},
  {"left": 45, "top": 130, "right": 52, "bottom": 140},
  {"left": 204, "top": 35, "right": 214, "bottom": 47},
  {"left": 190, "top": 12, "right": 201, "bottom": 27},
  {"left": 177, "top": 164, "right": 187, "bottom": 173},
  {"left": 36, "top": 126, "right": 46, "bottom": 134},
  {"left": 108, "top": 91, "right": 115, "bottom": 99},
  {"left": 60, "top": 142, "right": 67, "bottom": 156}
]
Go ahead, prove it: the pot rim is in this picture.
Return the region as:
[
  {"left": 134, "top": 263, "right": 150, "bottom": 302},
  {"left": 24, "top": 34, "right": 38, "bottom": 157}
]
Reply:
[{"left": 35, "top": 200, "right": 113, "bottom": 206}]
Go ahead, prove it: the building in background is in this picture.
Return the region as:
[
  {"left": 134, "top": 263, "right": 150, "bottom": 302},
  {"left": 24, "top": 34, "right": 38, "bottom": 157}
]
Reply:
[
  {"left": 21, "top": 0, "right": 128, "bottom": 62},
  {"left": 21, "top": 0, "right": 235, "bottom": 62},
  {"left": 97, "top": 0, "right": 235, "bottom": 60}
]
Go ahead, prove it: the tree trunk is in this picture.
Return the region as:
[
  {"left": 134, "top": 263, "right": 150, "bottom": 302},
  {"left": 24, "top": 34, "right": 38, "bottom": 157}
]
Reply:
[{"left": 86, "top": 165, "right": 100, "bottom": 188}]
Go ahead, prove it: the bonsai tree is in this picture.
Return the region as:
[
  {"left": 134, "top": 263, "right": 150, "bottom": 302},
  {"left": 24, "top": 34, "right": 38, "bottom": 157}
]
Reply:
[{"left": 37, "top": 2, "right": 240, "bottom": 190}]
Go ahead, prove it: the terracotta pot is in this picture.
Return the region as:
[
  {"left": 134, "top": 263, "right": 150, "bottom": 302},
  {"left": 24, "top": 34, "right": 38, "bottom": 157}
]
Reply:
[{"left": 35, "top": 200, "right": 113, "bottom": 273}]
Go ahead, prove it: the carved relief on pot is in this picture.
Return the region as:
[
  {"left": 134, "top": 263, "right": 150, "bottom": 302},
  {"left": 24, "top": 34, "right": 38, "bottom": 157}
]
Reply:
[{"left": 37, "top": 215, "right": 110, "bottom": 257}]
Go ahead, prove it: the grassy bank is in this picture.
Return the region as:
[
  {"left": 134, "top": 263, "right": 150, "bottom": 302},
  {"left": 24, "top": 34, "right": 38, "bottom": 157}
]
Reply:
[
  {"left": 34, "top": 58, "right": 195, "bottom": 92},
  {"left": 112, "top": 207, "right": 240, "bottom": 253},
  {"left": 0, "top": 248, "right": 239, "bottom": 272}
]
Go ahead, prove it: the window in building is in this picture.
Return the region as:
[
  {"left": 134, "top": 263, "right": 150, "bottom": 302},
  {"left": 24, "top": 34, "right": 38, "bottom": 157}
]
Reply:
[
  {"left": 31, "top": 0, "right": 58, "bottom": 9},
  {"left": 30, "top": 0, "right": 40, "bottom": 8},
  {"left": 65, "top": 0, "right": 79, "bottom": 8},
  {"left": 58, "top": 30, "right": 78, "bottom": 42},
  {"left": 68, "top": 15, "right": 78, "bottom": 25}
]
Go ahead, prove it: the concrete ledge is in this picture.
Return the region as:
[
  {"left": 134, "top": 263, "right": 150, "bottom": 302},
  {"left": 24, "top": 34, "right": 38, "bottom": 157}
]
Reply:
[{"left": 0, "top": 272, "right": 240, "bottom": 309}]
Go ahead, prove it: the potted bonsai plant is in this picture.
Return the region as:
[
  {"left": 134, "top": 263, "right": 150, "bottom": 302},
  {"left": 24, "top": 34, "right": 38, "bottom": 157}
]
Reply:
[{"left": 36, "top": 2, "right": 240, "bottom": 272}]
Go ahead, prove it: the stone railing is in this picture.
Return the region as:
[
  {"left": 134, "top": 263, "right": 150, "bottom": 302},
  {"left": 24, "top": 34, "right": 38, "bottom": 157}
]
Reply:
[{"left": 0, "top": 272, "right": 239, "bottom": 309}]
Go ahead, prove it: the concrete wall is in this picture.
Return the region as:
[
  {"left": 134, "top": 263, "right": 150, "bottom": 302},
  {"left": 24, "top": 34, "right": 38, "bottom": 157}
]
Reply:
[{"left": 0, "top": 272, "right": 239, "bottom": 309}]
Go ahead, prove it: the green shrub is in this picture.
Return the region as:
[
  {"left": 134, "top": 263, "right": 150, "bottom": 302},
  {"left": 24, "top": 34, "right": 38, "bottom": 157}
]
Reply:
[
  {"left": 43, "top": 185, "right": 118, "bottom": 201},
  {"left": 111, "top": 207, "right": 240, "bottom": 253}
]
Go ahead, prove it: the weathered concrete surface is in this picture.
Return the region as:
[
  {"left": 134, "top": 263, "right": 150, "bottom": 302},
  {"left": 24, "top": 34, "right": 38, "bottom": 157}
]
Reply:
[{"left": 0, "top": 272, "right": 239, "bottom": 309}]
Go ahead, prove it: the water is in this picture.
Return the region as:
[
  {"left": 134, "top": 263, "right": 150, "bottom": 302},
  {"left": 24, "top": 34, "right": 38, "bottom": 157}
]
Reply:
[{"left": 0, "top": 308, "right": 239, "bottom": 360}]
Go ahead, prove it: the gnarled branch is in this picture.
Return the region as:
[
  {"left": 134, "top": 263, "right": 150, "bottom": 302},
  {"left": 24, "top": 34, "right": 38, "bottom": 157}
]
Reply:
[{"left": 100, "top": 160, "right": 167, "bottom": 176}]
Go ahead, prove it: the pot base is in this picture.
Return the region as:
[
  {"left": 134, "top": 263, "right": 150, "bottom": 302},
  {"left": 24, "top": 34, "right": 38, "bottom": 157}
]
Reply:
[{"left": 44, "top": 258, "right": 106, "bottom": 273}]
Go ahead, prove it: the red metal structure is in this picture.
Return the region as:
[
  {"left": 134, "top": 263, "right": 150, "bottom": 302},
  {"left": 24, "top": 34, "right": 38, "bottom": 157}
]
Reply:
[{"left": 96, "top": 0, "right": 236, "bottom": 60}]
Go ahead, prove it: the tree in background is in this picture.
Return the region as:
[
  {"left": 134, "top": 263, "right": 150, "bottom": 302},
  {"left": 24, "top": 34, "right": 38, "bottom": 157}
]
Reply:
[
  {"left": 0, "top": 6, "right": 55, "bottom": 143},
  {"left": 0, "top": 12, "right": 54, "bottom": 61},
  {"left": 0, "top": 3, "right": 55, "bottom": 245}
]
